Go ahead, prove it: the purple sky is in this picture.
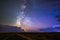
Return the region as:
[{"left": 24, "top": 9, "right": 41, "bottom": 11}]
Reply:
[{"left": 0, "top": 0, "right": 60, "bottom": 31}]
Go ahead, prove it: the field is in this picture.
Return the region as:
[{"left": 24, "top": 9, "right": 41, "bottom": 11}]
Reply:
[{"left": 0, "top": 33, "right": 60, "bottom": 40}]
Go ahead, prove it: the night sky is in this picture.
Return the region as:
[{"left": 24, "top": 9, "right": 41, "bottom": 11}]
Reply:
[{"left": 0, "top": 0, "right": 60, "bottom": 31}]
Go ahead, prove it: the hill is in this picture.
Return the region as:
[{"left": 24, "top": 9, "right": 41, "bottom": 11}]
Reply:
[{"left": 0, "top": 24, "right": 24, "bottom": 32}]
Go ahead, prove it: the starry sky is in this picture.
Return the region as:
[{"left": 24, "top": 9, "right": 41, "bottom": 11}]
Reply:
[{"left": 0, "top": 0, "right": 60, "bottom": 31}]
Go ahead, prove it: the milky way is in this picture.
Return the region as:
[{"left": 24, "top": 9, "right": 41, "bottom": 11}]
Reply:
[{"left": 0, "top": 0, "right": 60, "bottom": 31}]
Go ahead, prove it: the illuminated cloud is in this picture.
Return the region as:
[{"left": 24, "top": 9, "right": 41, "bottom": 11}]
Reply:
[{"left": 52, "top": 24, "right": 60, "bottom": 28}]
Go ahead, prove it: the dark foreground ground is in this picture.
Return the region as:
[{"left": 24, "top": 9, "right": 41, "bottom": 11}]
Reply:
[{"left": 0, "top": 33, "right": 60, "bottom": 40}]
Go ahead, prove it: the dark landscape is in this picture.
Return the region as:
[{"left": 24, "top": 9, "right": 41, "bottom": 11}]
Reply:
[{"left": 0, "top": 32, "right": 60, "bottom": 40}]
